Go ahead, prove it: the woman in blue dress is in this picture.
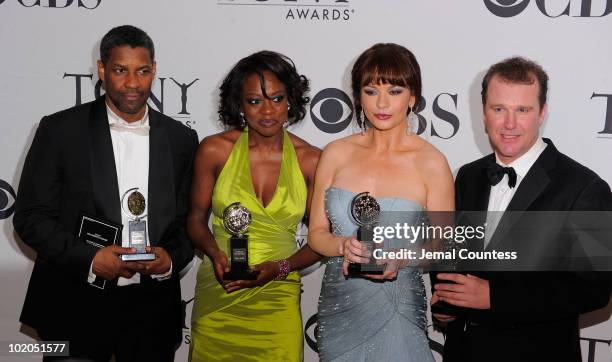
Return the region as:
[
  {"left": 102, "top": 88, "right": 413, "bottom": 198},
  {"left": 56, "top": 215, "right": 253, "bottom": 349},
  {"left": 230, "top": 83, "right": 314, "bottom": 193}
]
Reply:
[{"left": 308, "top": 43, "right": 455, "bottom": 361}]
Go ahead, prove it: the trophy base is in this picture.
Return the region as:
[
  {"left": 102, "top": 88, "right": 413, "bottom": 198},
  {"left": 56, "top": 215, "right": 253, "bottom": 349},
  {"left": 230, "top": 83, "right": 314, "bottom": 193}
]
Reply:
[
  {"left": 431, "top": 301, "right": 467, "bottom": 317},
  {"left": 348, "top": 227, "right": 384, "bottom": 276},
  {"left": 224, "top": 269, "right": 259, "bottom": 280},
  {"left": 120, "top": 252, "right": 156, "bottom": 261},
  {"left": 347, "top": 262, "right": 384, "bottom": 276}
]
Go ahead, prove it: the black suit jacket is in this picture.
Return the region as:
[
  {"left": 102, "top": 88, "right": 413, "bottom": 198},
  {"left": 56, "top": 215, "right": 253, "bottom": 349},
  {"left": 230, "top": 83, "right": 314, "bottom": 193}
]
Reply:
[
  {"left": 14, "top": 97, "right": 198, "bottom": 344},
  {"left": 443, "top": 138, "right": 612, "bottom": 362}
]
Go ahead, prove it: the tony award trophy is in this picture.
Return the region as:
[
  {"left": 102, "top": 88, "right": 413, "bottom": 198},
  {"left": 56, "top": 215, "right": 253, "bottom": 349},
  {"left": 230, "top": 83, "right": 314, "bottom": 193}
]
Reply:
[
  {"left": 223, "top": 202, "right": 259, "bottom": 280},
  {"left": 120, "top": 187, "right": 155, "bottom": 261},
  {"left": 348, "top": 192, "right": 384, "bottom": 275}
]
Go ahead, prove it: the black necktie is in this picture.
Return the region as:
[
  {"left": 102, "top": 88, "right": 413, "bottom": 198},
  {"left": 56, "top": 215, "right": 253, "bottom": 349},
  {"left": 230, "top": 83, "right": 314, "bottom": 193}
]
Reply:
[{"left": 486, "top": 162, "right": 517, "bottom": 188}]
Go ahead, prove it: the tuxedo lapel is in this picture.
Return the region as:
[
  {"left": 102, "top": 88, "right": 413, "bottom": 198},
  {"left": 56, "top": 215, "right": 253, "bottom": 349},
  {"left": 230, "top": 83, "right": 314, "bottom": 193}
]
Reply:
[
  {"left": 505, "top": 164, "right": 550, "bottom": 212},
  {"left": 486, "top": 139, "right": 555, "bottom": 250},
  {"left": 88, "top": 97, "right": 121, "bottom": 224},
  {"left": 459, "top": 157, "right": 492, "bottom": 252},
  {"left": 147, "top": 110, "right": 175, "bottom": 245},
  {"left": 458, "top": 155, "right": 492, "bottom": 210},
  {"left": 472, "top": 161, "right": 492, "bottom": 212}
]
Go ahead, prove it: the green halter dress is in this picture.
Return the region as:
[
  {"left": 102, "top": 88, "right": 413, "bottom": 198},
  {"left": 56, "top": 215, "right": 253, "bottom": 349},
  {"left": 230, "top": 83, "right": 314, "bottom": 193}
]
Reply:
[{"left": 190, "top": 128, "right": 306, "bottom": 362}]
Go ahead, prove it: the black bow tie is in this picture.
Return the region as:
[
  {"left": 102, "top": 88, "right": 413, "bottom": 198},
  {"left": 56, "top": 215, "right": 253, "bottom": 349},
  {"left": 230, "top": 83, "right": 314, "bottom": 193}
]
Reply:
[{"left": 486, "top": 162, "right": 517, "bottom": 188}]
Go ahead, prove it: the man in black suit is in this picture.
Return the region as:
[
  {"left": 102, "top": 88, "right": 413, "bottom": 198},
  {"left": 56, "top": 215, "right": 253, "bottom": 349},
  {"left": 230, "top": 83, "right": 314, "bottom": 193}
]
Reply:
[
  {"left": 432, "top": 57, "right": 611, "bottom": 361},
  {"left": 14, "top": 25, "right": 198, "bottom": 361}
]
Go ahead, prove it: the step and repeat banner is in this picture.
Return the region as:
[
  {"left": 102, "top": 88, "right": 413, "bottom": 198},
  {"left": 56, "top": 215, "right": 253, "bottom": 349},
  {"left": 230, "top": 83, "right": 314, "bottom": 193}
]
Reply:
[{"left": 1, "top": 1, "right": 611, "bottom": 361}]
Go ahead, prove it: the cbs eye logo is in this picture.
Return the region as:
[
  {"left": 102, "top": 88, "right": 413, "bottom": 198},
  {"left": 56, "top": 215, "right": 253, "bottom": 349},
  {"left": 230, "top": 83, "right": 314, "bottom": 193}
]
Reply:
[
  {"left": 310, "top": 88, "right": 353, "bottom": 134},
  {"left": 303, "top": 313, "right": 319, "bottom": 352},
  {"left": 484, "top": 0, "right": 530, "bottom": 17},
  {"left": 0, "top": 179, "right": 16, "bottom": 220},
  {"left": 484, "top": 0, "right": 612, "bottom": 17}
]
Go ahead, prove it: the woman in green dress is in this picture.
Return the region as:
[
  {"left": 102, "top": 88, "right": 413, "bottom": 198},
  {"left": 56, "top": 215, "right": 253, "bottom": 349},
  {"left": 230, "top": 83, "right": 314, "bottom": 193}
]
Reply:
[{"left": 187, "top": 51, "right": 321, "bottom": 361}]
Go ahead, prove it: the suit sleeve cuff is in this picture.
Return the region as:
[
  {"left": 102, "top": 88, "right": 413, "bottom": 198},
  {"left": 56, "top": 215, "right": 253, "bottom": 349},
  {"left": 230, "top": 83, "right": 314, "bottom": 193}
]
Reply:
[
  {"left": 151, "top": 262, "right": 172, "bottom": 281},
  {"left": 87, "top": 260, "right": 97, "bottom": 284}
]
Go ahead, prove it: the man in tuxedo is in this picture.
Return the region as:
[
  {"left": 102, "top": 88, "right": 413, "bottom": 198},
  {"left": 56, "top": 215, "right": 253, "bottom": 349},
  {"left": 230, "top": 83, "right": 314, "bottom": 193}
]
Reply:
[
  {"left": 432, "top": 57, "right": 612, "bottom": 361},
  {"left": 14, "top": 25, "right": 198, "bottom": 361}
]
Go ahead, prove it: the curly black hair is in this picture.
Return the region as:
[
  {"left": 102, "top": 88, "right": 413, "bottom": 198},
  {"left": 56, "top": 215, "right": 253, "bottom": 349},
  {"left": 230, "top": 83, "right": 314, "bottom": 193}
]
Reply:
[
  {"left": 100, "top": 25, "right": 155, "bottom": 64},
  {"left": 351, "top": 43, "right": 422, "bottom": 130},
  {"left": 218, "top": 51, "right": 310, "bottom": 130}
]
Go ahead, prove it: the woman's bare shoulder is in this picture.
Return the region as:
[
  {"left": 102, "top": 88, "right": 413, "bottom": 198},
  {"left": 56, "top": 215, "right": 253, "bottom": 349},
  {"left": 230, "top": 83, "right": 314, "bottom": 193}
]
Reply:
[
  {"left": 288, "top": 132, "right": 322, "bottom": 161},
  {"left": 412, "top": 138, "right": 451, "bottom": 176},
  {"left": 287, "top": 133, "right": 322, "bottom": 178},
  {"left": 196, "top": 130, "right": 241, "bottom": 167},
  {"left": 199, "top": 130, "right": 240, "bottom": 151},
  {"left": 322, "top": 133, "right": 363, "bottom": 154}
]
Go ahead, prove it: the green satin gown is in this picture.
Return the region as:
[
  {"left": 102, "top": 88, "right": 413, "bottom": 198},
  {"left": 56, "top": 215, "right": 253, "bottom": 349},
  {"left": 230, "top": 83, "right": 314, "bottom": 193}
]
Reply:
[{"left": 190, "top": 128, "right": 306, "bottom": 362}]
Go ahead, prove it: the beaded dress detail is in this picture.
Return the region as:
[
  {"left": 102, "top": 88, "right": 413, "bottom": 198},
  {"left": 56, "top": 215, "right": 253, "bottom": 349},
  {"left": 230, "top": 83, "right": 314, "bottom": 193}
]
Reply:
[{"left": 316, "top": 187, "right": 434, "bottom": 362}]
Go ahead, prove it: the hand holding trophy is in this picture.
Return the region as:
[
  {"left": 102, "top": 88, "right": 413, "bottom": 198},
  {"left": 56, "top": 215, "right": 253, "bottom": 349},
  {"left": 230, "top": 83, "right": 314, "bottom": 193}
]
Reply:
[
  {"left": 222, "top": 202, "right": 259, "bottom": 280},
  {"left": 348, "top": 192, "right": 384, "bottom": 275},
  {"left": 120, "top": 187, "right": 155, "bottom": 261}
]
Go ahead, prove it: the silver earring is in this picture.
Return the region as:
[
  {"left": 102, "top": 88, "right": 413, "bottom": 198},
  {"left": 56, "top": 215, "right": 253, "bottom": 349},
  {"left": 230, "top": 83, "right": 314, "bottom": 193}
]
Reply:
[
  {"left": 285, "top": 105, "right": 291, "bottom": 128},
  {"left": 360, "top": 110, "right": 367, "bottom": 135},
  {"left": 239, "top": 112, "right": 247, "bottom": 128},
  {"left": 407, "top": 109, "right": 418, "bottom": 135}
]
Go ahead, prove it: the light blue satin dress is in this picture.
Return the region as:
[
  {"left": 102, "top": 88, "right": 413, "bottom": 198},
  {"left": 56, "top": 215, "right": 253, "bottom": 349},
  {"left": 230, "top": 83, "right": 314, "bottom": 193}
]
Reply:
[{"left": 316, "top": 187, "right": 434, "bottom": 362}]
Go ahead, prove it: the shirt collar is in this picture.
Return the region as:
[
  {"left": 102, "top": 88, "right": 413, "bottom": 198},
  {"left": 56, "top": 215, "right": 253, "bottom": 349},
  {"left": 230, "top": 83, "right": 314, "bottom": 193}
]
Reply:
[
  {"left": 106, "top": 101, "right": 149, "bottom": 127},
  {"left": 496, "top": 137, "right": 547, "bottom": 179}
]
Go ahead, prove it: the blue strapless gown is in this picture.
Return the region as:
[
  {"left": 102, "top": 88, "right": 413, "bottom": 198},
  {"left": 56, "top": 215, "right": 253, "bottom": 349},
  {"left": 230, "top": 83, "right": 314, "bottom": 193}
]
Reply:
[{"left": 316, "top": 187, "right": 434, "bottom": 362}]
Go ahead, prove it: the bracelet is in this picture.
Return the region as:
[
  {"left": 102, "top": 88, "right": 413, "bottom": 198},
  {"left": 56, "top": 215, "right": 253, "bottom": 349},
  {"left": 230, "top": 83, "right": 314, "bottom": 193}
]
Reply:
[{"left": 274, "top": 259, "right": 291, "bottom": 281}]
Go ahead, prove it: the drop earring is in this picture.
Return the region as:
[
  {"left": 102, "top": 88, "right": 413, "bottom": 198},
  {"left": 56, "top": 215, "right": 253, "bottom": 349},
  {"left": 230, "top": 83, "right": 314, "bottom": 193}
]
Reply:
[
  {"left": 407, "top": 108, "right": 418, "bottom": 136},
  {"left": 239, "top": 112, "right": 247, "bottom": 129},
  {"left": 284, "top": 104, "right": 291, "bottom": 128},
  {"left": 360, "top": 110, "right": 367, "bottom": 135}
]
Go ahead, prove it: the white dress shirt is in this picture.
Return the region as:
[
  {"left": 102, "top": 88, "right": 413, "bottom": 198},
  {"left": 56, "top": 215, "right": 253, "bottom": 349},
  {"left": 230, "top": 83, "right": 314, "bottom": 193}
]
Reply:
[
  {"left": 484, "top": 138, "right": 547, "bottom": 248},
  {"left": 88, "top": 103, "right": 171, "bottom": 286}
]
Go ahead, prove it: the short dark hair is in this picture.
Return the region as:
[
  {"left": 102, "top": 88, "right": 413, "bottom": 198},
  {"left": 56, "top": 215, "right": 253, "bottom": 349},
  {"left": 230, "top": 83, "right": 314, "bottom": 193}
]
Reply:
[
  {"left": 218, "top": 50, "right": 310, "bottom": 130},
  {"left": 351, "top": 43, "right": 422, "bottom": 129},
  {"left": 100, "top": 25, "right": 155, "bottom": 64},
  {"left": 481, "top": 56, "right": 548, "bottom": 109}
]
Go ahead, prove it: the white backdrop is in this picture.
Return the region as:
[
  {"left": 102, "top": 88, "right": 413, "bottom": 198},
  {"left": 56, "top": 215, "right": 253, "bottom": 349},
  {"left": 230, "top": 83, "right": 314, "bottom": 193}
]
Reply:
[{"left": 1, "top": 1, "right": 611, "bottom": 361}]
